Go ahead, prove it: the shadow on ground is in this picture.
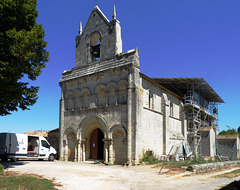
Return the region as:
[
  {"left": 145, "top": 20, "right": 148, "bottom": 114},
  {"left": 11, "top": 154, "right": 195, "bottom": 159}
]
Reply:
[
  {"left": 0, "top": 161, "right": 27, "bottom": 169},
  {"left": 219, "top": 180, "right": 240, "bottom": 190}
]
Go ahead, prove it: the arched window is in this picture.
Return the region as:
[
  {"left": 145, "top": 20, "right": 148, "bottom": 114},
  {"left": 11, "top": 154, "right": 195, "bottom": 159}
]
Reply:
[
  {"left": 82, "top": 91, "right": 90, "bottom": 109},
  {"left": 65, "top": 91, "right": 73, "bottom": 110},
  {"left": 118, "top": 84, "right": 127, "bottom": 104},
  {"left": 148, "top": 90, "right": 154, "bottom": 109},
  {"left": 97, "top": 88, "right": 106, "bottom": 107},
  {"left": 107, "top": 83, "right": 117, "bottom": 106},
  {"left": 90, "top": 32, "right": 101, "bottom": 62},
  {"left": 170, "top": 101, "right": 174, "bottom": 117},
  {"left": 73, "top": 89, "right": 81, "bottom": 110}
]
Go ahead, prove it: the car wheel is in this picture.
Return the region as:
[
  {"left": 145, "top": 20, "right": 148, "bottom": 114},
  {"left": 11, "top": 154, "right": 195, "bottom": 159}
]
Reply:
[{"left": 48, "top": 154, "right": 55, "bottom": 161}]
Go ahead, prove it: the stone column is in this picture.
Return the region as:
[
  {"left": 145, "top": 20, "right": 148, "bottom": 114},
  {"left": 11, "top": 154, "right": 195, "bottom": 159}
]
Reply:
[
  {"left": 109, "top": 140, "right": 113, "bottom": 164},
  {"left": 82, "top": 139, "right": 86, "bottom": 161},
  {"left": 59, "top": 90, "right": 65, "bottom": 161},
  {"left": 123, "top": 139, "right": 128, "bottom": 163},
  {"left": 103, "top": 139, "right": 108, "bottom": 163},
  {"left": 103, "top": 139, "right": 112, "bottom": 163},
  {"left": 74, "top": 143, "right": 77, "bottom": 162},
  {"left": 106, "top": 92, "right": 109, "bottom": 106},
  {"left": 64, "top": 140, "right": 68, "bottom": 162},
  {"left": 77, "top": 140, "right": 82, "bottom": 162},
  {"left": 104, "top": 143, "right": 108, "bottom": 163},
  {"left": 127, "top": 69, "right": 133, "bottom": 164},
  {"left": 87, "top": 43, "right": 91, "bottom": 63}
]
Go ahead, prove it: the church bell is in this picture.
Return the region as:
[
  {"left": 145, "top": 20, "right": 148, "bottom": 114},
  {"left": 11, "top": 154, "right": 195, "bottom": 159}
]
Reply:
[{"left": 91, "top": 44, "right": 100, "bottom": 58}]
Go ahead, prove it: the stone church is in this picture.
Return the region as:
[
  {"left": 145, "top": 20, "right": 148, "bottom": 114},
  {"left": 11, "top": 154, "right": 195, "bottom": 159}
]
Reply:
[{"left": 59, "top": 6, "right": 223, "bottom": 164}]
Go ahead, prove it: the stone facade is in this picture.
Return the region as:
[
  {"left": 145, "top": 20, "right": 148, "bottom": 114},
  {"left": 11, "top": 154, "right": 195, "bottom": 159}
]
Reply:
[
  {"left": 59, "top": 6, "right": 222, "bottom": 164},
  {"left": 47, "top": 128, "right": 60, "bottom": 159},
  {"left": 217, "top": 135, "right": 240, "bottom": 160}
]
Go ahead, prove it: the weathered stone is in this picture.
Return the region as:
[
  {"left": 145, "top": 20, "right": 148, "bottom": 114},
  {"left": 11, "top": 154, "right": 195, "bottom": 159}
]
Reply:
[{"left": 187, "top": 161, "right": 240, "bottom": 173}]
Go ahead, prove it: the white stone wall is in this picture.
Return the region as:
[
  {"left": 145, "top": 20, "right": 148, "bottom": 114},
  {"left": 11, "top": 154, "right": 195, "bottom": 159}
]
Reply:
[
  {"left": 139, "top": 108, "right": 163, "bottom": 156},
  {"left": 138, "top": 78, "right": 184, "bottom": 159}
]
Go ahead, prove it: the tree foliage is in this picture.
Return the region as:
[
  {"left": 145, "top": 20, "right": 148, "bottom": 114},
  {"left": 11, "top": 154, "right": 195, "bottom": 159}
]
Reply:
[
  {"left": 237, "top": 126, "right": 240, "bottom": 133},
  {"left": 0, "top": 0, "right": 49, "bottom": 116},
  {"left": 219, "top": 128, "right": 239, "bottom": 136}
]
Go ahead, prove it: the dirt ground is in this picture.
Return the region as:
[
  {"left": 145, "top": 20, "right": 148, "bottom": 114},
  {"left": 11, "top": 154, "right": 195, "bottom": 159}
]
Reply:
[{"left": 2, "top": 160, "right": 240, "bottom": 190}]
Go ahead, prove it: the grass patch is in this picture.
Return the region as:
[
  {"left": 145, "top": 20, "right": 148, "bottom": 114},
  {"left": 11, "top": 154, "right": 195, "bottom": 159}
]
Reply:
[
  {"left": 214, "top": 169, "right": 240, "bottom": 178},
  {"left": 0, "top": 164, "right": 4, "bottom": 175},
  {"left": 0, "top": 171, "right": 59, "bottom": 190},
  {"left": 140, "top": 150, "right": 222, "bottom": 169},
  {"left": 155, "top": 156, "right": 220, "bottom": 169},
  {"left": 162, "top": 160, "right": 187, "bottom": 168}
]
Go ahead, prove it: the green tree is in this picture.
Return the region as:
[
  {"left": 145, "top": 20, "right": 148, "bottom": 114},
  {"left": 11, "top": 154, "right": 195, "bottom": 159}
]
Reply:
[
  {"left": 0, "top": 0, "right": 49, "bottom": 116},
  {"left": 237, "top": 126, "right": 240, "bottom": 133},
  {"left": 219, "top": 128, "right": 238, "bottom": 136}
]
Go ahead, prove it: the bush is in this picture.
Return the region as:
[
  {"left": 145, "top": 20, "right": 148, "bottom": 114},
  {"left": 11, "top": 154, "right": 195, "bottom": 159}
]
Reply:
[
  {"left": 0, "top": 164, "right": 4, "bottom": 175},
  {"left": 190, "top": 155, "right": 206, "bottom": 165},
  {"left": 139, "top": 150, "right": 159, "bottom": 164}
]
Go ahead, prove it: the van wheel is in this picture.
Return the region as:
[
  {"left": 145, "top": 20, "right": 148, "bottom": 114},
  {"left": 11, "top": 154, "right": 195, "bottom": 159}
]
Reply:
[
  {"left": 48, "top": 154, "right": 55, "bottom": 161},
  {"left": 1, "top": 157, "right": 8, "bottom": 162},
  {"left": 10, "top": 158, "right": 18, "bottom": 162}
]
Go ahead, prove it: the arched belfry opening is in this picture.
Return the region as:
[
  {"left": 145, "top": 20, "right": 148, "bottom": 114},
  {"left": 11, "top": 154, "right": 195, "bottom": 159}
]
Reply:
[
  {"left": 90, "top": 32, "right": 101, "bottom": 61},
  {"left": 90, "top": 128, "right": 104, "bottom": 160}
]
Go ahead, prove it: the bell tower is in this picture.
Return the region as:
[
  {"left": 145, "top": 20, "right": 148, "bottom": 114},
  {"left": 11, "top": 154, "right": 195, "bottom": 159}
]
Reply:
[{"left": 75, "top": 5, "right": 122, "bottom": 68}]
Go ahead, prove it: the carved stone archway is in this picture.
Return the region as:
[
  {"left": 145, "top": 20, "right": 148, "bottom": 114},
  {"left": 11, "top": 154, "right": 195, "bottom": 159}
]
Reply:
[{"left": 77, "top": 115, "right": 110, "bottom": 162}]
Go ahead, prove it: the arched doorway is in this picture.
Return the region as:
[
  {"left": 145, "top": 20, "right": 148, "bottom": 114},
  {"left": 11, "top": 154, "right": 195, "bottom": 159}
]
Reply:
[{"left": 90, "top": 128, "right": 104, "bottom": 160}]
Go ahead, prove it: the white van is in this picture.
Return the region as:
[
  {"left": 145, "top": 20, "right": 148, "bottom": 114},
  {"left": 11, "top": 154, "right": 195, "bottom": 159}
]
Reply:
[{"left": 0, "top": 133, "right": 57, "bottom": 162}]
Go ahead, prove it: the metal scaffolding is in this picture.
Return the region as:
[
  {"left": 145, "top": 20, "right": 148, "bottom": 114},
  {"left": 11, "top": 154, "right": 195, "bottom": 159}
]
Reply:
[
  {"left": 184, "top": 83, "right": 219, "bottom": 156},
  {"left": 151, "top": 78, "right": 224, "bottom": 156}
]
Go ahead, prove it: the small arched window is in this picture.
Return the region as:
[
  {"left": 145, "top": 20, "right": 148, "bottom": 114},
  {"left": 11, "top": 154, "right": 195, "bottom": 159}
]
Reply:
[
  {"left": 65, "top": 91, "right": 73, "bottom": 110},
  {"left": 148, "top": 91, "right": 154, "bottom": 109},
  {"left": 73, "top": 89, "right": 81, "bottom": 110},
  {"left": 82, "top": 91, "right": 90, "bottom": 109}
]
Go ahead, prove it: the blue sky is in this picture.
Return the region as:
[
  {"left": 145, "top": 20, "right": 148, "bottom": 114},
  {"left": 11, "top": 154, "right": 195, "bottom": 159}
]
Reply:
[{"left": 1, "top": 0, "right": 240, "bottom": 133}]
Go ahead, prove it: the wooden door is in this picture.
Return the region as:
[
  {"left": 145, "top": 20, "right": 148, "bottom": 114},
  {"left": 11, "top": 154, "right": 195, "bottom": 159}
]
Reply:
[
  {"left": 90, "top": 128, "right": 104, "bottom": 160},
  {"left": 90, "top": 128, "right": 98, "bottom": 159}
]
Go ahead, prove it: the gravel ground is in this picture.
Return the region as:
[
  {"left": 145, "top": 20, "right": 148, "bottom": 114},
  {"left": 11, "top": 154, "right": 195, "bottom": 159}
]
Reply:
[{"left": 2, "top": 160, "right": 240, "bottom": 190}]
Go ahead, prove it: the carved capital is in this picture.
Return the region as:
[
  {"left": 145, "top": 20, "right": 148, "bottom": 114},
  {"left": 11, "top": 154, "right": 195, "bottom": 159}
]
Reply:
[{"left": 102, "top": 138, "right": 113, "bottom": 145}]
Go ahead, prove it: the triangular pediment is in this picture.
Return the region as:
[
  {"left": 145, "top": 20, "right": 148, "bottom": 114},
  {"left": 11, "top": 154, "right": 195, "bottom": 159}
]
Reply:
[{"left": 84, "top": 6, "right": 110, "bottom": 31}]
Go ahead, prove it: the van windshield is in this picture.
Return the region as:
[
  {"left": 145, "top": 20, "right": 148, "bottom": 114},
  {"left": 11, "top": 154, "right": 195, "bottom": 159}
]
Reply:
[{"left": 41, "top": 140, "right": 50, "bottom": 148}]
